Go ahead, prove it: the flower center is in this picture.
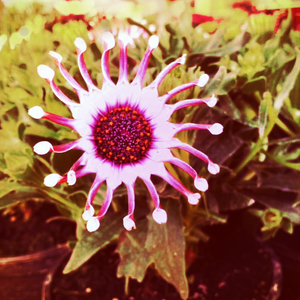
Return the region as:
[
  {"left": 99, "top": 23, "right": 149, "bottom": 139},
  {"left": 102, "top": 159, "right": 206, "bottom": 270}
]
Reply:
[{"left": 93, "top": 106, "right": 153, "bottom": 165}]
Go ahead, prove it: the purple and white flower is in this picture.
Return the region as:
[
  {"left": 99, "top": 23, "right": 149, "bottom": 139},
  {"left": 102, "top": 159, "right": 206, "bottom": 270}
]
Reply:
[{"left": 29, "top": 32, "right": 222, "bottom": 232}]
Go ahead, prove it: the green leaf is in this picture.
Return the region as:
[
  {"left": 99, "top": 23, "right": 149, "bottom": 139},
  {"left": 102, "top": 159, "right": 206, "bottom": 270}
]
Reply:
[
  {"left": 264, "top": 151, "right": 300, "bottom": 171},
  {"left": 54, "top": 0, "right": 95, "bottom": 15},
  {"left": 193, "top": 29, "right": 250, "bottom": 57},
  {"left": 201, "top": 66, "right": 236, "bottom": 98},
  {"left": 207, "top": 187, "right": 255, "bottom": 213},
  {"left": 145, "top": 200, "right": 188, "bottom": 300},
  {"left": 117, "top": 199, "right": 188, "bottom": 300},
  {"left": 274, "top": 48, "right": 300, "bottom": 113},
  {"left": 241, "top": 168, "right": 300, "bottom": 193},
  {"left": 281, "top": 218, "right": 294, "bottom": 234},
  {"left": 242, "top": 188, "right": 300, "bottom": 224},
  {"left": 63, "top": 212, "right": 123, "bottom": 274},
  {"left": 0, "top": 180, "right": 43, "bottom": 209},
  {"left": 0, "top": 116, "right": 33, "bottom": 176},
  {"left": 242, "top": 76, "right": 266, "bottom": 95},
  {"left": 2, "top": 152, "right": 32, "bottom": 176},
  {"left": 258, "top": 92, "right": 275, "bottom": 138},
  {"left": 116, "top": 217, "right": 150, "bottom": 282}
]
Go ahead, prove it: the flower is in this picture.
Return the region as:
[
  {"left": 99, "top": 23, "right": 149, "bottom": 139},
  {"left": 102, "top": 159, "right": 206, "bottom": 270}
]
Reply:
[{"left": 29, "top": 32, "right": 222, "bottom": 232}]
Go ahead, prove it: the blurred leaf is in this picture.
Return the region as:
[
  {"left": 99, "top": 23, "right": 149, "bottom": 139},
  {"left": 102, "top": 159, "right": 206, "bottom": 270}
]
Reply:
[
  {"left": 117, "top": 199, "right": 188, "bottom": 300},
  {"left": 241, "top": 166, "right": 300, "bottom": 193},
  {"left": 201, "top": 66, "right": 236, "bottom": 97},
  {"left": 193, "top": 117, "right": 244, "bottom": 166},
  {"left": 217, "top": 94, "right": 249, "bottom": 125},
  {"left": 116, "top": 217, "right": 150, "bottom": 281},
  {"left": 2, "top": 152, "right": 32, "bottom": 176},
  {"left": 267, "top": 135, "right": 300, "bottom": 146},
  {"left": 266, "top": 46, "right": 296, "bottom": 73},
  {"left": 250, "top": 207, "right": 296, "bottom": 237},
  {"left": 207, "top": 187, "right": 255, "bottom": 213},
  {"left": 193, "top": 27, "right": 250, "bottom": 57},
  {"left": 54, "top": 1, "right": 94, "bottom": 15},
  {"left": 237, "top": 41, "right": 265, "bottom": 79},
  {"left": 63, "top": 212, "right": 123, "bottom": 274},
  {"left": 146, "top": 200, "right": 188, "bottom": 300},
  {"left": 242, "top": 188, "right": 300, "bottom": 224},
  {"left": 281, "top": 218, "right": 294, "bottom": 234},
  {"left": 52, "top": 21, "right": 89, "bottom": 52},
  {"left": 0, "top": 180, "right": 42, "bottom": 209},
  {"left": 274, "top": 49, "right": 300, "bottom": 114},
  {"left": 258, "top": 172, "right": 300, "bottom": 193},
  {"left": 258, "top": 92, "right": 275, "bottom": 138},
  {"left": 0, "top": 116, "right": 33, "bottom": 176},
  {"left": 242, "top": 76, "right": 266, "bottom": 95},
  {"left": 264, "top": 151, "right": 300, "bottom": 171}
]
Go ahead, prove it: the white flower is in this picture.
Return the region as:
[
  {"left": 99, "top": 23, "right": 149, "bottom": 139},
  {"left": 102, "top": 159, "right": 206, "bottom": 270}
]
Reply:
[{"left": 30, "top": 32, "right": 222, "bottom": 232}]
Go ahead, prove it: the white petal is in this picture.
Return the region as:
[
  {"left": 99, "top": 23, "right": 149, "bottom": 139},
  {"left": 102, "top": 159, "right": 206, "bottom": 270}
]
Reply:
[
  {"left": 28, "top": 106, "right": 45, "bottom": 119},
  {"left": 208, "top": 123, "right": 223, "bottom": 135},
  {"left": 148, "top": 148, "right": 173, "bottom": 162},
  {"left": 74, "top": 37, "right": 87, "bottom": 52},
  {"left": 194, "top": 177, "right": 208, "bottom": 192},
  {"left": 180, "top": 53, "right": 187, "bottom": 65},
  {"left": 152, "top": 208, "right": 167, "bottom": 224},
  {"left": 44, "top": 174, "right": 63, "bottom": 187},
  {"left": 208, "top": 162, "right": 220, "bottom": 175},
  {"left": 102, "top": 31, "right": 115, "bottom": 49},
  {"left": 49, "top": 51, "right": 62, "bottom": 62},
  {"left": 149, "top": 24, "right": 156, "bottom": 33},
  {"left": 67, "top": 170, "right": 76, "bottom": 185},
  {"left": 123, "top": 215, "right": 136, "bottom": 231},
  {"left": 207, "top": 94, "right": 218, "bottom": 107},
  {"left": 33, "top": 141, "right": 52, "bottom": 155},
  {"left": 197, "top": 73, "right": 209, "bottom": 87},
  {"left": 82, "top": 206, "right": 95, "bottom": 221},
  {"left": 118, "top": 31, "right": 133, "bottom": 46},
  {"left": 87, "top": 217, "right": 100, "bottom": 232},
  {"left": 188, "top": 193, "right": 200, "bottom": 205},
  {"left": 37, "top": 65, "right": 55, "bottom": 80},
  {"left": 149, "top": 35, "right": 159, "bottom": 49},
  {"left": 119, "top": 164, "right": 138, "bottom": 184}
]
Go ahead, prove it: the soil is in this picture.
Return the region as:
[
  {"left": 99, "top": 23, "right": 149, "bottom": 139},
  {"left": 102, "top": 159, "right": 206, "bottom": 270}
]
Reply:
[
  {"left": 0, "top": 200, "right": 76, "bottom": 257},
  {"left": 187, "top": 225, "right": 280, "bottom": 300},
  {"left": 49, "top": 211, "right": 282, "bottom": 300},
  {"left": 1, "top": 201, "right": 294, "bottom": 300}
]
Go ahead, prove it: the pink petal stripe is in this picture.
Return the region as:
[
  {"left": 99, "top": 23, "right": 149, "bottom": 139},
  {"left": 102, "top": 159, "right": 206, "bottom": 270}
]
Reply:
[
  {"left": 142, "top": 177, "right": 160, "bottom": 209},
  {"left": 152, "top": 95, "right": 218, "bottom": 123},
  {"left": 166, "top": 156, "right": 198, "bottom": 180},
  {"left": 49, "top": 51, "right": 86, "bottom": 93},
  {"left": 101, "top": 45, "right": 115, "bottom": 87},
  {"left": 168, "top": 138, "right": 210, "bottom": 164},
  {"left": 132, "top": 45, "right": 155, "bottom": 86},
  {"left": 86, "top": 178, "right": 105, "bottom": 208},
  {"left": 156, "top": 166, "right": 192, "bottom": 198},
  {"left": 97, "top": 184, "right": 114, "bottom": 218},
  {"left": 125, "top": 182, "right": 135, "bottom": 217},
  {"left": 52, "top": 140, "right": 80, "bottom": 153},
  {"left": 43, "top": 112, "right": 76, "bottom": 130},
  {"left": 73, "top": 167, "right": 91, "bottom": 180},
  {"left": 149, "top": 55, "right": 186, "bottom": 89},
  {"left": 70, "top": 154, "right": 87, "bottom": 171},
  {"left": 171, "top": 97, "right": 216, "bottom": 112},
  {"left": 75, "top": 43, "right": 99, "bottom": 91},
  {"left": 164, "top": 80, "right": 198, "bottom": 103},
  {"left": 172, "top": 123, "right": 216, "bottom": 135},
  {"left": 47, "top": 79, "right": 80, "bottom": 108},
  {"left": 118, "top": 40, "right": 128, "bottom": 84},
  {"left": 52, "top": 165, "right": 87, "bottom": 186}
]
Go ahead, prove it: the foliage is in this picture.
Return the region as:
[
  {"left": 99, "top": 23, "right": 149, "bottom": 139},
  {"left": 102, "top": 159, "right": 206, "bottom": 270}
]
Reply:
[{"left": 1, "top": 1, "right": 300, "bottom": 299}]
